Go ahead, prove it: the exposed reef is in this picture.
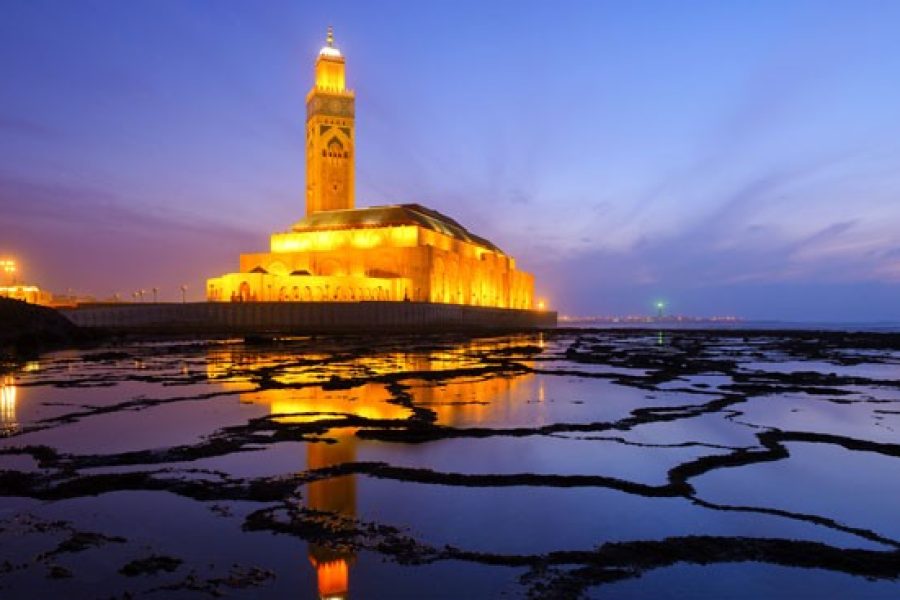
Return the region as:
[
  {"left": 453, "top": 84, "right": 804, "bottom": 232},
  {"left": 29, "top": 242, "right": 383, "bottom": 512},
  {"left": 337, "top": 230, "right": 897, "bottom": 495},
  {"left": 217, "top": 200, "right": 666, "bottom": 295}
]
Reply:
[{"left": 1, "top": 329, "right": 899, "bottom": 597}]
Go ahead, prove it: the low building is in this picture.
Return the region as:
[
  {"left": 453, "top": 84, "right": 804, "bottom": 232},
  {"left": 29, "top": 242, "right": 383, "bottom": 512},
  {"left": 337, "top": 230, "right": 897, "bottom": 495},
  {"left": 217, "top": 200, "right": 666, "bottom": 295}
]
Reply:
[
  {"left": 0, "top": 260, "right": 54, "bottom": 306},
  {"left": 0, "top": 285, "right": 53, "bottom": 306}
]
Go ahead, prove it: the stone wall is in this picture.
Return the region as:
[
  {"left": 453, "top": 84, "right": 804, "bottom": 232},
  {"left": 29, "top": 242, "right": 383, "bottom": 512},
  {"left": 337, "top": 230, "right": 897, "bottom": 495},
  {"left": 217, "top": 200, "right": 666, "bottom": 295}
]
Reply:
[{"left": 59, "top": 302, "right": 557, "bottom": 334}]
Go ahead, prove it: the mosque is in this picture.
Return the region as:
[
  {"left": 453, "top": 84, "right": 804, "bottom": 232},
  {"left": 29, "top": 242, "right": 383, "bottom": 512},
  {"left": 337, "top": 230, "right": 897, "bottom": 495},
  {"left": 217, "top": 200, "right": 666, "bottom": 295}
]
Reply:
[{"left": 207, "top": 29, "right": 535, "bottom": 310}]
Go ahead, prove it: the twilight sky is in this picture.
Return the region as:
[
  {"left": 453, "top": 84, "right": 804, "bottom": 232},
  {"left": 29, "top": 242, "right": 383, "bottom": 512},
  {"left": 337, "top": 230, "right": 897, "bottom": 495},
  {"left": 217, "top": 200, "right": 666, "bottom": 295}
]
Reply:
[{"left": 2, "top": 0, "right": 900, "bottom": 320}]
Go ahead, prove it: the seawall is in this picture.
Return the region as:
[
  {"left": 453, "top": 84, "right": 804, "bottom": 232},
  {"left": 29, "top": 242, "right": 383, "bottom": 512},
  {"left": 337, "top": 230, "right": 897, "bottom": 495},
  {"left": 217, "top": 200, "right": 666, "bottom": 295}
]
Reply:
[{"left": 59, "top": 302, "right": 557, "bottom": 334}]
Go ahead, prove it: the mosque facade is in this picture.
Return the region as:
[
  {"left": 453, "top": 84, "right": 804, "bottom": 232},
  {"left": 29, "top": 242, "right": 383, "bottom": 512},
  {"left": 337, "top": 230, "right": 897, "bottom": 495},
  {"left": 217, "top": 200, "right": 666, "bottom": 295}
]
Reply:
[{"left": 207, "top": 29, "right": 535, "bottom": 309}]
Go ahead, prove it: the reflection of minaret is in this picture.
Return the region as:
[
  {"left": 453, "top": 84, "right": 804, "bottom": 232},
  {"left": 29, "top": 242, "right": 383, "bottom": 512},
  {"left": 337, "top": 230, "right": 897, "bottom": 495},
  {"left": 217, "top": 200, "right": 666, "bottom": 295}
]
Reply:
[
  {"left": 209, "top": 338, "right": 541, "bottom": 598},
  {"left": 1, "top": 375, "right": 16, "bottom": 435},
  {"left": 307, "top": 433, "right": 357, "bottom": 600}
]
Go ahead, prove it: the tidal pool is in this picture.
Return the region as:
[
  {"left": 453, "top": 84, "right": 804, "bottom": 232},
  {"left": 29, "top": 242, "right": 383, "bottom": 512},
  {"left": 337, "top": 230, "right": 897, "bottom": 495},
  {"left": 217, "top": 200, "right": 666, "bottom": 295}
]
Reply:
[{"left": 1, "top": 330, "right": 899, "bottom": 598}]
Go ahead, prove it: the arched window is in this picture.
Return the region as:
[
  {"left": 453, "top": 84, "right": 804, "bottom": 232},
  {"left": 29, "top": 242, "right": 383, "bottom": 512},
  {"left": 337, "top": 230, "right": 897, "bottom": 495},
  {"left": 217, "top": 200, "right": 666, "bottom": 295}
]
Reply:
[{"left": 326, "top": 137, "right": 344, "bottom": 157}]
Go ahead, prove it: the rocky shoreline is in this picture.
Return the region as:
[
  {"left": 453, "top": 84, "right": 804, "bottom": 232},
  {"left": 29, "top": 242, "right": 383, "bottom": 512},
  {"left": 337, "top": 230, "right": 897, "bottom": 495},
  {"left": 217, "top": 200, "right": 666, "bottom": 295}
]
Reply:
[
  {"left": 0, "top": 298, "right": 88, "bottom": 357},
  {"left": 1, "top": 329, "right": 899, "bottom": 597}
]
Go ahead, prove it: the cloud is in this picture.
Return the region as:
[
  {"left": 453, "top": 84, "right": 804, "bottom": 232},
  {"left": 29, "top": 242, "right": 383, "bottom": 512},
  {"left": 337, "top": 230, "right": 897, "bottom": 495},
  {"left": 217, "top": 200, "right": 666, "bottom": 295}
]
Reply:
[
  {"left": 0, "top": 174, "right": 254, "bottom": 236},
  {"left": 531, "top": 172, "right": 898, "bottom": 317},
  {"left": 0, "top": 174, "right": 258, "bottom": 300},
  {"left": 0, "top": 115, "right": 59, "bottom": 140}
]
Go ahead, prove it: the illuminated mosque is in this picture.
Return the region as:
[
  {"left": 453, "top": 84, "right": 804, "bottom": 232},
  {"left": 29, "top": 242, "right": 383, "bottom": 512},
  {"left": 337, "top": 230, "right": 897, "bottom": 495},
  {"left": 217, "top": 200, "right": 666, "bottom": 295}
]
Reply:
[{"left": 207, "top": 28, "right": 535, "bottom": 309}]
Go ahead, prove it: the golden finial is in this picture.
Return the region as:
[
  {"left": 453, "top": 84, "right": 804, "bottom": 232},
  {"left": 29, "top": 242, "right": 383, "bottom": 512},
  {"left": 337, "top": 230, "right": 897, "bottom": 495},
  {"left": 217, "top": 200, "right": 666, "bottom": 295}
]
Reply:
[{"left": 326, "top": 25, "right": 334, "bottom": 47}]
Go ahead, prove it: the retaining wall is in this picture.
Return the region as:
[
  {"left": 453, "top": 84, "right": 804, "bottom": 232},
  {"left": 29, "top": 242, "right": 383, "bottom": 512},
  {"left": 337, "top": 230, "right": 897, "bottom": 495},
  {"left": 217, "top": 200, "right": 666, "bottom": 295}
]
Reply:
[{"left": 60, "top": 302, "right": 557, "bottom": 334}]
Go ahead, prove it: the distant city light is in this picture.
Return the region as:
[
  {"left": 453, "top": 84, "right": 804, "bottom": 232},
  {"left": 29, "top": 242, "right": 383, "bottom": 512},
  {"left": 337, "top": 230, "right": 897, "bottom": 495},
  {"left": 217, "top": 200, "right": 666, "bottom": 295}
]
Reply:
[
  {"left": 1, "top": 259, "right": 19, "bottom": 289},
  {"left": 1, "top": 259, "right": 16, "bottom": 275}
]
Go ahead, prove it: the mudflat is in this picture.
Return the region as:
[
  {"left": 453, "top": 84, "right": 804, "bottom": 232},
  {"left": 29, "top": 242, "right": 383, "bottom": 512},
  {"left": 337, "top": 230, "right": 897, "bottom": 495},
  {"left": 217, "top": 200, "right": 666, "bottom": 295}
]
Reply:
[{"left": 1, "top": 329, "right": 899, "bottom": 598}]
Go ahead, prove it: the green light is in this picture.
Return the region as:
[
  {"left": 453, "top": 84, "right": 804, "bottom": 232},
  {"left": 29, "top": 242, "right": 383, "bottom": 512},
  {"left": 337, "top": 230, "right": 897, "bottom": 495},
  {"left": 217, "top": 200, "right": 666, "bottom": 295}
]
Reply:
[{"left": 655, "top": 300, "right": 666, "bottom": 319}]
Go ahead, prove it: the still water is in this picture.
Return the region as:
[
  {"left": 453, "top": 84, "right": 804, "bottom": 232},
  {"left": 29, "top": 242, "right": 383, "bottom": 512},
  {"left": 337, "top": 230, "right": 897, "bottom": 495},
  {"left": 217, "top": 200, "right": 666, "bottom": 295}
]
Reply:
[{"left": 0, "top": 330, "right": 899, "bottom": 598}]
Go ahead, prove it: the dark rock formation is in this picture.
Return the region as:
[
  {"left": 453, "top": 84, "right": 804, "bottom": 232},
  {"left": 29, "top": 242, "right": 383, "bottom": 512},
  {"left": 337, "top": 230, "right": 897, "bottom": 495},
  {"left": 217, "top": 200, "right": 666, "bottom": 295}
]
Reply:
[{"left": 0, "top": 297, "right": 83, "bottom": 355}]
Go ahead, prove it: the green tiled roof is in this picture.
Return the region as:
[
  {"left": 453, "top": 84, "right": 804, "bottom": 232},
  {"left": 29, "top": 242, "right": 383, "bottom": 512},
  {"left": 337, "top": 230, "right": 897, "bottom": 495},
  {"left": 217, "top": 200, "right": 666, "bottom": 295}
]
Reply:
[{"left": 290, "top": 204, "right": 504, "bottom": 254}]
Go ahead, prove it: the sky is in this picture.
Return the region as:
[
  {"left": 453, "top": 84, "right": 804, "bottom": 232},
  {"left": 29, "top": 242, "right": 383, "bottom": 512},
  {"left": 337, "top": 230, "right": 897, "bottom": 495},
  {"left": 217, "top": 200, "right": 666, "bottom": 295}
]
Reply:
[{"left": 1, "top": 0, "right": 899, "bottom": 321}]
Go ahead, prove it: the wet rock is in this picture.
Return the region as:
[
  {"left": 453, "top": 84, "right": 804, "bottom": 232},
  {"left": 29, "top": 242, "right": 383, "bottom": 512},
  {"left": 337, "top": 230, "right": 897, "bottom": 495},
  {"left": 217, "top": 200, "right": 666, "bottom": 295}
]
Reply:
[
  {"left": 46, "top": 564, "right": 73, "bottom": 579},
  {"left": 119, "top": 555, "right": 183, "bottom": 577},
  {"left": 39, "top": 531, "right": 126, "bottom": 559},
  {"left": 82, "top": 351, "right": 132, "bottom": 362}
]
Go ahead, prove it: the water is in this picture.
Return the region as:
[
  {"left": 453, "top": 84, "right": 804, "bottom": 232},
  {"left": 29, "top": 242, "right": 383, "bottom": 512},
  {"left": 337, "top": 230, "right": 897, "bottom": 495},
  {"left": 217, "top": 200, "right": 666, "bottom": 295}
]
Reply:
[
  {"left": 563, "top": 319, "right": 900, "bottom": 332},
  {"left": 1, "top": 330, "right": 899, "bottom": 598}
]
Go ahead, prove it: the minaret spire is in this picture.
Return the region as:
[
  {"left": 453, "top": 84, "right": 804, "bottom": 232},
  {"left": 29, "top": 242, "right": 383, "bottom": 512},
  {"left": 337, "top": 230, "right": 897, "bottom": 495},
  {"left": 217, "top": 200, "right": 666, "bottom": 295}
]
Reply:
[{"left": 307, "top": 24, "right": 354, "bottom": 215}]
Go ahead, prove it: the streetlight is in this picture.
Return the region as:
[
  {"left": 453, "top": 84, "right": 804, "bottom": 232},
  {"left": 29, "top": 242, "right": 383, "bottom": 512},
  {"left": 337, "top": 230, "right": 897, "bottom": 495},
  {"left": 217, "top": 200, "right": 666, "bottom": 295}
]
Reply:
[
  {"left": 655, "top": 301, "right": 665, "bottom": 319},
  {"left": 152, "top": 287, "right": 158, "bottom": 303},
  {"left": 139, "top": 289, "right": 146, "bottom": 303},
  {"left": 180, "top": 284, "right": 187, "bottom": 304},
  {"left": 1, "top": 259, "right": 16, "bottom": 285}
]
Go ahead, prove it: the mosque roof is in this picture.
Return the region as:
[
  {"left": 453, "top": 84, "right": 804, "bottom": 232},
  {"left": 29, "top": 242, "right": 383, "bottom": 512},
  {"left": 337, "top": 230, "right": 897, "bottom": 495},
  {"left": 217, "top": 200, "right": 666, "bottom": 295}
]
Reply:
[{"left": 290, "top": 204, "right": 505, "bottom": 254}]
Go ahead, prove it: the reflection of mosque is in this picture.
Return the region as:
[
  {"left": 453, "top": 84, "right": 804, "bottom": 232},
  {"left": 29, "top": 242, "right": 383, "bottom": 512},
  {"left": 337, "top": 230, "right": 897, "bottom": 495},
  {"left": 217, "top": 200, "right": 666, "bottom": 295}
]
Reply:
[
  {"left": 209, "top": 339, "right": 537, "bottom": 598},
  {"left": 1, "top": 375, "right": 18, "bottom": 436},
  {"left": 307, "top": 431, "right": 356, "bottom": 600}
]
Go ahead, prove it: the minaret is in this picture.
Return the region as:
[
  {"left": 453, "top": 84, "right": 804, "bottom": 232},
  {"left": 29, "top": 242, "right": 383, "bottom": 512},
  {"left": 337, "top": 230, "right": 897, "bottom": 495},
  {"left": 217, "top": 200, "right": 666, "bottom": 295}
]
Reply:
[{"left": 305, "top": 26, "right": 355, "bottom": 215}]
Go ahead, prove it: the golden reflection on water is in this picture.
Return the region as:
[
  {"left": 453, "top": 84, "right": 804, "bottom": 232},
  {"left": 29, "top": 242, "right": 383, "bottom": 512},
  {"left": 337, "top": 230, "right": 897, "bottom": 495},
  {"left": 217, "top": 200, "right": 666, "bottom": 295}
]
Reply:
[
  {"left": 208, "top": 337, "right": 539, "bottom": 598},
  {"left": 208, "top": 337, "right": 539, "bottom": 427},
  {"left": 307, "top": 431, "right": 356, "bottom": 600},
  {"left": 1, "top": 375, "right": 17, "bottom": 435},
  {"left": 241, "top": 385, "right": 410, "bottom": 424}
]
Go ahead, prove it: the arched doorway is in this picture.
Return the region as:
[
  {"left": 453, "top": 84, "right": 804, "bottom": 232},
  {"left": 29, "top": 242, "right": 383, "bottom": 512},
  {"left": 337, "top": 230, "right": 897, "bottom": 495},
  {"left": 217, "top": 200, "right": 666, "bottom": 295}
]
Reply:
[{"left": 239, "top": 281, "right": 252, "bottom": 302}]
